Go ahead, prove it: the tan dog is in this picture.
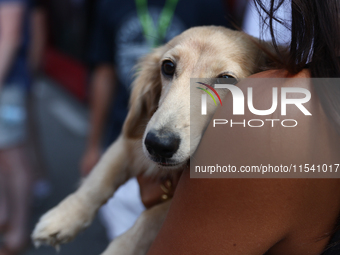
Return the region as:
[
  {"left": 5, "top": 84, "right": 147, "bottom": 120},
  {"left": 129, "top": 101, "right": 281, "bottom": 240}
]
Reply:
[{"left": 32, "top": 26, "right": 267, "bottom": 255}]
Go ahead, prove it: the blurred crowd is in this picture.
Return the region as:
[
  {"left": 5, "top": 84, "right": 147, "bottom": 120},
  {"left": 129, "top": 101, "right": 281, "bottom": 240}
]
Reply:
[{"left": 0, "top": 0, "right": 289, "bottom": 254}]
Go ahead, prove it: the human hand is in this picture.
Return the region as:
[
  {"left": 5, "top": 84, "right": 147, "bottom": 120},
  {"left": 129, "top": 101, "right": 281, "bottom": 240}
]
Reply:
[{"left": 137, "top": 171, "right": 182, "bottom": 209}]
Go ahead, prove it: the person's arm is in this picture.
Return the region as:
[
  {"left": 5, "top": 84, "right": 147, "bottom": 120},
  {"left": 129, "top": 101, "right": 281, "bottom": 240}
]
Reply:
[
  {"left": 147, "top": 70, "right": 340, "bottom": 254},
  {"left": 28, "top": 6, "right": 46, "bottom": 75},
  {"left": 80, "top": 0, "right": 116, "bottom": 176},
  {"left": 0, "top": 2, "right": 25, "bottom": 86},
  {"left": 80, "top": 65, "right": 116, "bottom": 176}
]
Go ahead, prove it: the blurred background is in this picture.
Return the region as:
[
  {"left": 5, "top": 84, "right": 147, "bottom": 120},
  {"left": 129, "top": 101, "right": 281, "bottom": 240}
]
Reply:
[{"left": 0, "top": 0, "right": 285, "bottom": 254}]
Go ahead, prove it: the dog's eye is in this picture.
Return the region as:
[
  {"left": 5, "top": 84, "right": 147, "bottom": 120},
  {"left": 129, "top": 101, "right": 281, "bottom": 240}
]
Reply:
[
  {"left": 217, "top": 73, "right": 238, "bottom": 84},
  {"left": 161, "top": 60, "right": 176, "bottom": 77},
  {"left": 218, "top": 74, "right": 234, "bottom": 79}
]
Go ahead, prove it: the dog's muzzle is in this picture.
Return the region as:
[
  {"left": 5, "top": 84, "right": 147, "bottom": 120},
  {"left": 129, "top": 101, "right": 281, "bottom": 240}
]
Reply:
[{"left": 144, "top": 129, "right": 181, "bottom": 164}]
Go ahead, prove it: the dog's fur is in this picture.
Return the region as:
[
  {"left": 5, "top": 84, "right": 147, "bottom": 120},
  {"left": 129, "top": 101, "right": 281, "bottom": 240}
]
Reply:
[{"left": 32, "top": 26, "right": 267, "bottom": 254}]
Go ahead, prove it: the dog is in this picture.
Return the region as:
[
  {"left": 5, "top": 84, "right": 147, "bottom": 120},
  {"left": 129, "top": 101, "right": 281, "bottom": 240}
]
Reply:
[{"left": 32, "top": 26, "right": 267, "bottom": 255}]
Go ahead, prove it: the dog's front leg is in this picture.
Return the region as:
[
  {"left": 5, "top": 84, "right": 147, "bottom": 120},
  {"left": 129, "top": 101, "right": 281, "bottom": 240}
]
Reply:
[
  {"left": 32, "top": 135, "right": 136, "bottom": 248},
  {"left": 101, "top": 200, "right": 171, "bottom": 255}
]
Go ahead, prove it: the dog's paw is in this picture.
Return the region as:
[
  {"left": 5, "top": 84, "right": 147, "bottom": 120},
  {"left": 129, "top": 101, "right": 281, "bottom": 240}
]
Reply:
[{"left": 32, "top": 194, "right": 95, "bottom": 248}]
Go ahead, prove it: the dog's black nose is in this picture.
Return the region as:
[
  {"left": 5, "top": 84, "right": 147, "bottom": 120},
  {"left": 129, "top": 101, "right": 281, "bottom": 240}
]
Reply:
[{"left": 145, "top": 130, "right": 180, "bottom": 159}]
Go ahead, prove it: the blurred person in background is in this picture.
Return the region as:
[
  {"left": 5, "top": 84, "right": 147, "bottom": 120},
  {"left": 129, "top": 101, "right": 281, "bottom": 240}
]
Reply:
[
  {"left": 27, "top": 0, "right": 51, "bottom": 203},
  {"left": 80, "top": 0, "right": 230, "bottom": 241},
  {"left": 0, "top": 0, "right": 34, "bottom": 254}
]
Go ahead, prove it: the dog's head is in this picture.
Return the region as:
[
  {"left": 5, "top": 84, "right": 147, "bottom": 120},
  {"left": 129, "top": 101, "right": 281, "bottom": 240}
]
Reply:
[{"left": 123, "top": 26, "right": 266, "bottom": 169}]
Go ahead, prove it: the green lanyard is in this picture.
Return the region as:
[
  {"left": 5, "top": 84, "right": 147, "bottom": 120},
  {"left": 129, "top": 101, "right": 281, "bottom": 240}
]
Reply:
[{"left": 135, "top": 0, "right": 180, "bottom": 47}]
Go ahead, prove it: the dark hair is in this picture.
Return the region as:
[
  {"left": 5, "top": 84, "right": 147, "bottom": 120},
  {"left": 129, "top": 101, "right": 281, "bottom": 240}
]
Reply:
[
  {"left": 254, "top": 0, "right": 340, "bottom": 132},
  {"left": 253, "top": 0, "right": 340, "bottom": 77}
]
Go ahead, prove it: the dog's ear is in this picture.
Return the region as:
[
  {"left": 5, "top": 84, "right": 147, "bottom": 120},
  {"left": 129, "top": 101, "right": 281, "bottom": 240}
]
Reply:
[{"left": 123, "top": 46, "right": 166, "bottom": 139}]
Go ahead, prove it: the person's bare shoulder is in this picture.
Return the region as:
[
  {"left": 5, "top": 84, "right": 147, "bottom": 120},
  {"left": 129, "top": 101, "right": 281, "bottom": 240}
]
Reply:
[{"left": 188, "top": 69, "right": 340, "bottom": 253}]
